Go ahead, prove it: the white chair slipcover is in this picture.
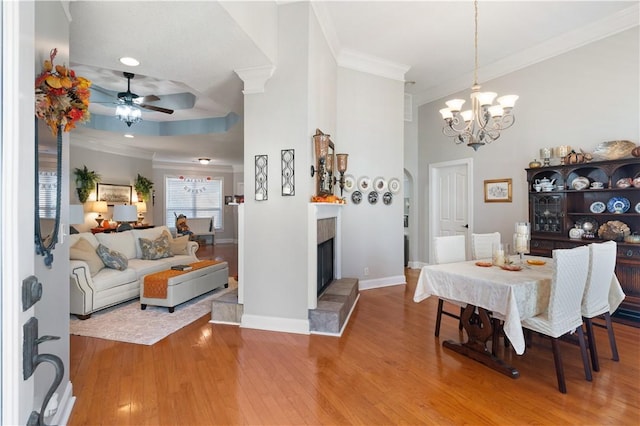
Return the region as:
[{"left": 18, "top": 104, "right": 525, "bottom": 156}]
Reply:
[
  {"left": 433, "top": 235, "right": 466, "bottom": 337},
  {"left": 471, "top": 232, "right": 501, "bottom": 260}
]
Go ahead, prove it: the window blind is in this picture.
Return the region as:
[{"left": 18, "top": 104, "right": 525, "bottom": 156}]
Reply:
[{"left": 165, "top": 176, "right": 222, "bottom": 229}]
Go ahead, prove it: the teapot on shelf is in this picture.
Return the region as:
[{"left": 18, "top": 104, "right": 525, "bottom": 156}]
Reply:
[{"left": 535, "top": 177, "right": 556, "bottom": 191}]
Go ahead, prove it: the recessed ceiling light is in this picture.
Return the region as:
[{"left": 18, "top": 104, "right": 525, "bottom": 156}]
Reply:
[
  {"left": 124, "top": 134, "right": 134, "bottom": 138},
  {"left": 198, "top": 158, "right": 211, "bottom": 165},
  {"left": 119, "top": 57, "right": 140, "bottom": 67}
]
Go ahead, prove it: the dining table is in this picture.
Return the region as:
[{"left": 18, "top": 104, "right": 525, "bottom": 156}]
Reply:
[{"left": 413, "top": 256, "right": 625, "bottom": 379}]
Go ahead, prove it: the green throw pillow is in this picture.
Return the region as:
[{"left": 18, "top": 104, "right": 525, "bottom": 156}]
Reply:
[
  {"left": 96, "top": 244, "right": 128, "bottom": 271},
  {"left": 139, "top": 234, "right": 173, "bottom": 260}
]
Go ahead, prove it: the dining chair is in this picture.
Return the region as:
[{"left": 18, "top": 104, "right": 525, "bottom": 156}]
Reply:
[
  {"left": 471, "top": 232, "right": 501, "bottom": 260},
  {"left": 582, "top": 241, "right": 619, "bottom": 372},
  {"left": 521, "top": 245, "right": 592, "bottom": 393},
  {"left": 433, "top": 234, "right": 466, "bottom": 337}
]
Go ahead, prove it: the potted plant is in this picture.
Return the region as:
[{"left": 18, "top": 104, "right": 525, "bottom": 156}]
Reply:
[
  {"left": 134, "top": 174, "right": 154, "bottom": 202},
  {"left": 73, "top": 165, "right": 101, "bottom": 203}
]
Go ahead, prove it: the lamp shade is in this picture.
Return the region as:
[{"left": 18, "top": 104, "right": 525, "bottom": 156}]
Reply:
[
  {"left": 69, "top": 205, "right": 85, "bottom": 225},
  {"left": 92, "top": 201, "right": 108, "bottom": 214},
  {"left": 113, "top": 205, "right": 137, "bottom": 222}
]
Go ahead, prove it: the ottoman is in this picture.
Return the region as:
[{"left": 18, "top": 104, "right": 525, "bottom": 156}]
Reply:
[{"left": 140, "top": 260, "right": 229, "bottom": 312}]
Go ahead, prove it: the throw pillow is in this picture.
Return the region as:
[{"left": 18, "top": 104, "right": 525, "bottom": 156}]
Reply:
[
  {"left": 139, "top": 234, "right": 173, "bottom": 260},
  {"left": 70, "top": 237, "right": 104, "bottom": 276},
  {"left": 162, "top": 229, "right": 189, "bottom": 255},
  {"left": 96, "top": 244, "right": 128, "bottom": 271}
]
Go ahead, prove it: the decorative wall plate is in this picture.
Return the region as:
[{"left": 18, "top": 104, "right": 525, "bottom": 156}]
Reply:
[
  {"left": 368, "top": 191, "right": 378, "bottom": 204},
  {"left": 343, "top": 174, "right": 356, "bottom": 192},
  {"left": 358, "top": 176, "right": 371, "bottom": 192},
  {"left": 351, "top": 190, "right": 362, "bottom": 204},
  {"left": 607, "top": 197, "right": 630, "bottom": 214},
  {"left": 590, "top": 201, "right": 606, "bottom": 214},
  {"left": 388, "top": 178, "right": 401, "bottom": 194},
  {"left": 373, "top": 177, "right": 387, "bottom": 192},
  {"left": 382, "top": 192, "right": 393, "bottom": 205},
  {"left": 636, "top": 202, "right": 640, "bottom": 214}
]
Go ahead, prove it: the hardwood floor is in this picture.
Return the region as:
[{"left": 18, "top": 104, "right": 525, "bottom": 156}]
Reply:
[{"left": 69, "top": 263, "right": 640, "bottom": 425}]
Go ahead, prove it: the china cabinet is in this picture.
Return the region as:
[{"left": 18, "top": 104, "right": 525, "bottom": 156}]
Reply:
[{"left": 526, "top": 157, "right": 640, "bottom": 327}]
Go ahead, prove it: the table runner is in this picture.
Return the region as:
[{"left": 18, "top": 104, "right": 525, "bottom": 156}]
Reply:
[{"left": 143, "top": 260, "right": 221, "bottom": 299}]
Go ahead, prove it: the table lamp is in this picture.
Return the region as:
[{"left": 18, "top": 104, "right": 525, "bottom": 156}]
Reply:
[
  {"left": 113, "top": 204, "right": 138, "bottom": 232},
  {"left": 92, "top": 201, "right": 108, "bottom": 227},
  {"left": 69, "top": 204, "right": 84, "bottom": 234},
  {"left": 135, "top": 201, "right": 147, "bottom": 224}
]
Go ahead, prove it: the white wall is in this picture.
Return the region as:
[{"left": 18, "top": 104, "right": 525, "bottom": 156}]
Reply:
[{"left": 416, "top": 27, "right": 640, "bottom": 263}]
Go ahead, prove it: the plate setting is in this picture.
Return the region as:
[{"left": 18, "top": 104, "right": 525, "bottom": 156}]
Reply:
[
  {"left": 590, "top": 201, "right": 606, "bottom": 214},
  {"left": 351, "top": 190, "right": 362, "bottom": 205},
  {"left": 343, "top": 174, "right": 356, "bottom": 192},
  {"left": 357, "top": 176, "right": 371, "bottom": 192},
  {"left": 607, "top": 196, "right": 630, "bottom": 214}
]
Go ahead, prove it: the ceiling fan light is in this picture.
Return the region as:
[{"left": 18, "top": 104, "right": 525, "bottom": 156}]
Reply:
[
  {"left": 116, "top": 104, "right": 142, "bottom": 126},
  {"left": 198, "top": 158, "right": 211, "bottom": 165},
  {"left": 119, "top": 57, "right": 140, "bottom": 67}
]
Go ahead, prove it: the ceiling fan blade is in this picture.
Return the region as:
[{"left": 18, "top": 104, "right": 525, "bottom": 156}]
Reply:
[
  {"left": 135, "top": 94, "right": 161, "bottom": 103},
  {"left": 139, "top": 104, "right": 174, "bottom": 114}
]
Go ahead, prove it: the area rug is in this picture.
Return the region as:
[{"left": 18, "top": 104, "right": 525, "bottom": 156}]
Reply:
[{"left": 69, "top": 278, "right": 237, "bottom": 345}]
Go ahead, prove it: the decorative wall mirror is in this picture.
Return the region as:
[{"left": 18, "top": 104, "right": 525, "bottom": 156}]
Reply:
[
  {"left": 34, "top": 118, "right": 63, "bottom": 267},
  {"left": 312, "top": 129, "right": 335, "bottom": 196}
]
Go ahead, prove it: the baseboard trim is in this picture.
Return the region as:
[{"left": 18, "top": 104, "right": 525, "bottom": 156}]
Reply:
[
  {"left": 240, "top": 314, "right": 310, "bottom": 335},
  {"left": 358, "top": 274, "right": 406, "bottom": 290},
  {"left": 49, "top": 381, "right": 75, "bottom": 426}
]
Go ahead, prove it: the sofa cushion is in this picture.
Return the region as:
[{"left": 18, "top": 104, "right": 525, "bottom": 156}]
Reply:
[
  {"left": 139, "top": 234, "right": 173, "bottom": 260},
  {"left": 70, "top": 237, "right": 104, "bottom": 276},
  {"left": 69, "top": 232, "right": 99, "bottom": 249},
  {"left": 162, "top": 229, "right": 189, "bottom": 255},
  {"left": 95, "top": 231, "right": 137, "bottom": 260},
  {"left": 97, "top": 244, "right": 129, "bottom": 271},
  {"left": 131, "top": 225, "right": 172, "bottom": 258}
]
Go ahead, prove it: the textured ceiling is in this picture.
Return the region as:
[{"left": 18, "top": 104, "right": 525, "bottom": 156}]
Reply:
[{"left": 67, "top": 1, "right": 638, "bottom": 167}]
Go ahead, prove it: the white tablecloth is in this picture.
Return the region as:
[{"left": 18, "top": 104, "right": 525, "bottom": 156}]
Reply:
[{"left": 413, "top": 257, "right": 625, "bottom": 355}]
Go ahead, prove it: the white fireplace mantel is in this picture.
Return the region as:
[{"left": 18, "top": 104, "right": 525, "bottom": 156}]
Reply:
[{"left": 308, "top": 203, "right": 343, "bottom": 309}]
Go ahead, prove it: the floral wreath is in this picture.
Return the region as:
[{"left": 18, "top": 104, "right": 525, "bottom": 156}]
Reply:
[{"left": 35, "top": 48, "right": 91, "bottom": 135}]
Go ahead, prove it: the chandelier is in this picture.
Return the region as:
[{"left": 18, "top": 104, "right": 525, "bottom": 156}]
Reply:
[
  {"left": 439, "top": 0, "right": 518, "bottom": 151},
  {"left": 115, "top": 103, "right": 142, "bottom": 127}
]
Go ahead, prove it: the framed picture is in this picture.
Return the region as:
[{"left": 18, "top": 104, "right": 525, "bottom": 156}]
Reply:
[
  {"left": 484, "top": 178, "right": 512, "bottom": 203},
  {"left": 96, "top": 183, "right": 132, "bottom": 205}
]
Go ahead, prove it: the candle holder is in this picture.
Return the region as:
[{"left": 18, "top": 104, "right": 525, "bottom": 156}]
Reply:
[
  {"left": 492, "top": 242, "right": 509, "bottom": 266},
  {"left": 513, "top": 221, "right": 531, "bottom": 264}
]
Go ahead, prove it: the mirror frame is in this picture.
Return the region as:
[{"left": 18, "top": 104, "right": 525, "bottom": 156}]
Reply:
[{"left": 34, "top": 119, "right": 63, "bottom": 267}]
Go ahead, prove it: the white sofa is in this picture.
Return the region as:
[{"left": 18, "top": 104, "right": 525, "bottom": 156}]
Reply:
[{"left": 69, "top": 225, "right": 200, "bottom": 319}]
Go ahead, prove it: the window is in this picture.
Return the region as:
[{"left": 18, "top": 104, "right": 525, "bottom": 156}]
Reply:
[
  {"left": 165, "top": 176, "right": 223, "bottom": 230},
  {"left": 38, "top": 170, "right": 57, "bottom": 219}
]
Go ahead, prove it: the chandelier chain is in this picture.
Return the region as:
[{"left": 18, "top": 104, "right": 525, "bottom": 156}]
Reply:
[{"left": 474, "top": 0, "right": 478, "bottom": 86}]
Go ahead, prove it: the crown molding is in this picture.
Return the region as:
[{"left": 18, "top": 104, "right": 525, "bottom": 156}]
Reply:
[{"left": 413, "top": 3, "right": 640, "bottom": 107}]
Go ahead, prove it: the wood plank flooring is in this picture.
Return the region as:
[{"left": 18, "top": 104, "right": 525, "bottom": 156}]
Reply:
[{"left": 69, "top": 253, "right": 640, "bottom": 425}]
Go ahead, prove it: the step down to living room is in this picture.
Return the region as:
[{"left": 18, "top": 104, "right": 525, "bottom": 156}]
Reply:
[
  {"left": 309, "top": 277, "right": 359, "bottom": 336},
  {"left": 211, "top": 278, "right": 359, "bottom": 336}
]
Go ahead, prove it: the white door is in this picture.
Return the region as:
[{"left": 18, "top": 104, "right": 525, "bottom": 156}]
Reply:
[{"left": 429, "top": 159, "right": 473, "bottom": 262}]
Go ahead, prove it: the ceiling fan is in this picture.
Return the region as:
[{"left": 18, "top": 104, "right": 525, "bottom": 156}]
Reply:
[{"left": 93, "top": 71, "right": 174, "bottom": 127}]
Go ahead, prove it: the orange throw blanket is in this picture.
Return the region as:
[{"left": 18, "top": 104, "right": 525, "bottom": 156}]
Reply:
[{"left": 143, "top": 260, "right": 221, "bottom": 299}]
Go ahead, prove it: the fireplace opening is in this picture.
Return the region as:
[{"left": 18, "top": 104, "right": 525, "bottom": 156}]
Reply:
[{"left": 317, "top": 238, "right": 334, "bottom": 296}]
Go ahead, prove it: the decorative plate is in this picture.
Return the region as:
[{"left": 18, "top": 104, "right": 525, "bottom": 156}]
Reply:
[
  {"left": 382, "top": 192, "right": 393, "bottom": 205},
  {"left": 388, "top": 178, "right": 401, "bottom": 194},
  {"left": 368, "top": 191, "right": 378, "bottom": 205},
  {"left": 571, "top": 176, "right": 590, "bottom": 191},
  {"left": 351, "top": 190, "right": 362, "bottom": 205},
  {"left": 373, "top": 177, "right": 387, "bottom": 192},
  {"left": 358, "top": 176, "right": 371, "bottom": 192},
  {"left": 590, "top": 201, "right": 606, "bottom": 214},
  {"left": 501, "top": 264, "right": 522, "bottom": 271},
  {"left": 526, "top": 259, "right": 546, "bottom": 266},
  {"left": 475, "top": 261, "right": 492, "bottom": 267},
  {"left": 636, "top": 202, "right": 640, "bottom": 214},
  {"left": 343, "top": 174, "right": 356, "bottom": 192},
  {"left": 591, "top": 140, "right": 636, "bottom": 160},
  {"left": 574, "top": 217, "right": 599, "bottom": 235},
  {"left": 606, "top": 196, "right": 630, "bottom": 214}
]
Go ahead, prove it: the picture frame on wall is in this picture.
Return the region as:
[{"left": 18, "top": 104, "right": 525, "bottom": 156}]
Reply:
[
  {"left": 484, "top": 178, "right": 512, "bottom": 203},
  {"left": 96, "top": 183, "right": 133, "bottom": 205}
]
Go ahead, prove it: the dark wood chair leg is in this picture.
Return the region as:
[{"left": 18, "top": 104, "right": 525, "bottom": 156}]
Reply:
[
  {"left": 435, "top": 299, "right": 444, "bottom": 337},
  {"left": 583, "top": 318, "right": 599, "bottom": 372},
  {"left": 603, "top": 312, "right": 620, "bottom": 361},
  {"left": 576, "top": 326, "right": 592, "bottom": 382},
  {"left": 491, "top": 318, "right": 500, "bottom": 356},
  {"left": 550, "top": 337, "right": 567, "bottom": 394},
  {"left": 458, "top": 307, "right": 464, "bottom": 330}
]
